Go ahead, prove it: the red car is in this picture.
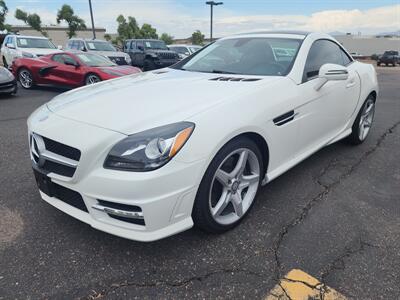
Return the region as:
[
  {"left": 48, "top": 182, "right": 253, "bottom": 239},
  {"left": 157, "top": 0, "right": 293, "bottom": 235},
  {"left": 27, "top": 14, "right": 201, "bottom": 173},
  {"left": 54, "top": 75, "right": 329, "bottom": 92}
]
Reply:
[{"left": 12, "top": 51, "right": 141, "bottom": 89}]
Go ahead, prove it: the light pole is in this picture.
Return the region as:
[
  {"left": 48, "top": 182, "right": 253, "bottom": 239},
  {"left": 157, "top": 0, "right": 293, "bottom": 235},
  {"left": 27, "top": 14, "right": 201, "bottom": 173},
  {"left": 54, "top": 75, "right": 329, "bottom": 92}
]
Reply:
[
  {"left": 206, "top": 1, "right": 223, "bottom": 42},
  {"left": 88, "top": 0, "right": 96, "bottom": 39}
]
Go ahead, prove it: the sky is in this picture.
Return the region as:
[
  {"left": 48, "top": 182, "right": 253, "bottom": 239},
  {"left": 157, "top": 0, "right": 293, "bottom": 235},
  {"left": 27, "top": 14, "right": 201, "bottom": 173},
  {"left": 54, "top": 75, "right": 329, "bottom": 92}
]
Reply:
[{"left": 5, "top": 0, "right": 400, "bottom": 38}]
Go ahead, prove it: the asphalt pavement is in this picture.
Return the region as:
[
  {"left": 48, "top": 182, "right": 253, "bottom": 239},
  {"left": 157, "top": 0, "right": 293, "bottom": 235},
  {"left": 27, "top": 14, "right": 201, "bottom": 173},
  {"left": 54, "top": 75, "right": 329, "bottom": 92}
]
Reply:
[{"left": 0, "top": 67, "right": 399, "bottom": 299}]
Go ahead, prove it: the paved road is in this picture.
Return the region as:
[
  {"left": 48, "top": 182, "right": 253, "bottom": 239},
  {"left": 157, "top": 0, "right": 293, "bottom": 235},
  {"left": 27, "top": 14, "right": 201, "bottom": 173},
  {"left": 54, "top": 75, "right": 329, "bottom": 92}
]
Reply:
[{"left": 0, "top": 68, "right": 399, "bottom": 299}]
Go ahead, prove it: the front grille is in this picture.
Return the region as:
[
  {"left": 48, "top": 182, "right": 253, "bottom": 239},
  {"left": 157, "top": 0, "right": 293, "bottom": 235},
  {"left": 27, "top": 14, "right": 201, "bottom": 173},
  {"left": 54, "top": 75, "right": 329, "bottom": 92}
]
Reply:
[
  {"left": 108, "top": 56, "right": 127, "bottom": 65},
  {"left": 42, "top": 136, "right": 81, "bottom": 161},
  {"left": 42, "top": 160, "right": 76, "bottom": 177},
  {"left": 158, "top": 52, "right": 177, "bottom": 60},
  {"left": 31, "top": 134, "right": 81, "bottom": 178}
]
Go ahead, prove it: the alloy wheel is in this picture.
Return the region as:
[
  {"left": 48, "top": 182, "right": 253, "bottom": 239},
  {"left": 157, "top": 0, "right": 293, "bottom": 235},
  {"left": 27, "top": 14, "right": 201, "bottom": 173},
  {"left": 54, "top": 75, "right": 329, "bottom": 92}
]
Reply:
[
  {"left": 19, "top": 69, "right": 33, "bottom": 89},
  {"left": 358, "top": 98, "right": 375, "bottom": 141},
  {"left": 85, "top": 75, "right": 100, "bottom": 85},
  {"left": 209, "top": 148, "right": 260, "bottom": 225}
]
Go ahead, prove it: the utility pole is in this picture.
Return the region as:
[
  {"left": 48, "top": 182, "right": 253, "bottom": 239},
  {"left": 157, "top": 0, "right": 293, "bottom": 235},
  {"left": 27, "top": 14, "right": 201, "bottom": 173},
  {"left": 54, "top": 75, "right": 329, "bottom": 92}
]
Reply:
[
  {"left": 206, "top": 1, "right": 223, "bottom": 42},
  {"left": 88, "top": 0, "right": 96, "bottom": 39}
]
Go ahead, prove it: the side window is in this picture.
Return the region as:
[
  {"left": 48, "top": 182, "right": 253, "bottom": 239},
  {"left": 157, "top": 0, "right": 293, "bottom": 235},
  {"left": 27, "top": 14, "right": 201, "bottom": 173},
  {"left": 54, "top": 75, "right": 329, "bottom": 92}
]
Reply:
[
  {"left": 70, "top": 41, "right": 78, "bottom": 50},
  {"left": 137, "top": 41, "right": 144, "bottom": 50},
  {"left": 52, "top": 54, "right": 64, "bottom": 63},
  {"left": 63, "top": 54, "right": 76, "bottom": 65},
  {"left": 131, "top": 41, "right": 136, "bottom": 50},
  {"left": 303, "top": 40, "right": 344, "bottom": 81},
  {"left": 79, "top": 41, "right": 86, "bottom": 51}
]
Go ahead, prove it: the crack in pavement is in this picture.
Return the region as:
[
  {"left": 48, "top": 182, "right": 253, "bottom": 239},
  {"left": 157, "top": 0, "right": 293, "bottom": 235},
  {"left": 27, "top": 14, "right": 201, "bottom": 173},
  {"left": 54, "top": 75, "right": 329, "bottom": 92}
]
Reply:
[
  {"left": 83, "top": 120, "right": 400, "bottom": 300},
  {"left": 320, "top": 239, "right": 379, "bottom": 283},
  {"left": 83, "top": 266, "right": 265, "bottom": 299},
  {"left": 272, "top": 120, "right": 400, "bottom": 281}
]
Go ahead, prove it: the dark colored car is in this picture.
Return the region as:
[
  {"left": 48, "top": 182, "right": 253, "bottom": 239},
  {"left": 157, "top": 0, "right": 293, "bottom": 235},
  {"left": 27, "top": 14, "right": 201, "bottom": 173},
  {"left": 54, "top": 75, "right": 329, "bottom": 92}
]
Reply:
[
  {"left": 123, "top": 39, "right": 180, "bottom": 71},
  {"left": 12, "top": 51, "right": 141, "bottom": 89},
  {"left": 0, "top": 66, "right": 17, "bottom": 95},
  {"left": 377, "top": 51, "right": 399, "bottom": 66}
]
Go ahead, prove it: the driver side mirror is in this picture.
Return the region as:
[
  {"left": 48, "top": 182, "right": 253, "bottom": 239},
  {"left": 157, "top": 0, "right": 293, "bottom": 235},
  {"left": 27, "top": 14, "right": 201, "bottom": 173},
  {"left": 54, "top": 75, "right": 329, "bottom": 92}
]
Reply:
[
  {"left": 6, "top": 43, "right": 15, "bottom": 49},
  {"left": 314, "top": 63, "right": 349, "bottom": 91}
]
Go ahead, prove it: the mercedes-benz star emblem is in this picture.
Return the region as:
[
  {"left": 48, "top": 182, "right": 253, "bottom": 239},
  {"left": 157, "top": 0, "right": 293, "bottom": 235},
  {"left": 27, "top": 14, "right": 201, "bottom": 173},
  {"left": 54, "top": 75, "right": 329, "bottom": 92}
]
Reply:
[{"left": 30, "top": 133, "right": 46, "bottom": 168}]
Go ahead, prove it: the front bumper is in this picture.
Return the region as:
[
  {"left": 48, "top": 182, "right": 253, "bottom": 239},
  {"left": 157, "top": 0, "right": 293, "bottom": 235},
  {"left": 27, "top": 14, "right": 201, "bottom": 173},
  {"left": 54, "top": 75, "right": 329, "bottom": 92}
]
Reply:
[
  {"left": 0, "top": 79, "right": 17, "bottom": 94},
  {"left": 154, "top": 59, "right": 180, "bottom": 67},
  {"left": 28, "top": 109, "right": 205, "bottom": 241}
]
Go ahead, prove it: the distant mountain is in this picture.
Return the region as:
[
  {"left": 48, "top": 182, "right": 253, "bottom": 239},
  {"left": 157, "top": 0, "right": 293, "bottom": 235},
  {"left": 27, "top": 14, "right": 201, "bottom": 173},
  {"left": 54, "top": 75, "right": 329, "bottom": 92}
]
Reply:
[
  {"left": 377, "top": 30, "right": 400, "bottom": 37},
  {"left": 329, "top": 31, "right": 346, "bottom": 36}
]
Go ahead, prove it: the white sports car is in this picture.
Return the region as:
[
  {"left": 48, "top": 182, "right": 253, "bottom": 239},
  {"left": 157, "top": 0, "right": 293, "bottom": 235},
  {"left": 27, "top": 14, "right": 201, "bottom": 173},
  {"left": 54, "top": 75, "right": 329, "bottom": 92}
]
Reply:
[{"left": 28, "top": 31, "right": 378, "bottom": 241}]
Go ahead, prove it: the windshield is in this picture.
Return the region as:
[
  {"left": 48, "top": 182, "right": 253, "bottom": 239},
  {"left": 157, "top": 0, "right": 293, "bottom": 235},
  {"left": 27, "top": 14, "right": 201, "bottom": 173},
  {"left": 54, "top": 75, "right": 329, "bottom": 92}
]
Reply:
[
  {"left": 177, "top": 37, "right": 302, "bottom": 76},
  {"left": 86, "top": 41, "right": 116, "bottom": 52},
  {"left": 144, "top": 40, "right": 168, "bottom": 50},
  {"left": 76, "top": 53, "right": 116, "bottom": 67},
  {"left": 16, "top": 38, "right": 56, "bottom": 49}
]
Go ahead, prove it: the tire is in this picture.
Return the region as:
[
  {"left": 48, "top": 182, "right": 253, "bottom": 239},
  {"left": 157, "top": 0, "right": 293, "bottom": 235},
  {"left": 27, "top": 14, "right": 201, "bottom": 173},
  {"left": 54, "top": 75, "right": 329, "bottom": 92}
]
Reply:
[
  {"left": 346, "top": 95, "right": 376, "bottom": 145},
  {"left": 18, "top": 68, "right": 35, "bottom": 89},
  {"left": 143, "top": 59, "right": 155, "bottom": 71},
  {"left": 192, "top": 137, "right": 264, "bottom": 233},
  {"left": 85, "top": 73, "right": 101, "bottom": 85}
]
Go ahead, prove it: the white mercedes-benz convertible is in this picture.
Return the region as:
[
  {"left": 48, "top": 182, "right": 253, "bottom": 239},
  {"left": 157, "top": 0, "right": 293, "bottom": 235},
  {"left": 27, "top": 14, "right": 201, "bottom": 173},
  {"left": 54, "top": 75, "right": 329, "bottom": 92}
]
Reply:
[{"left": 28, "top": 32, "right": 378, "bottom": 241}]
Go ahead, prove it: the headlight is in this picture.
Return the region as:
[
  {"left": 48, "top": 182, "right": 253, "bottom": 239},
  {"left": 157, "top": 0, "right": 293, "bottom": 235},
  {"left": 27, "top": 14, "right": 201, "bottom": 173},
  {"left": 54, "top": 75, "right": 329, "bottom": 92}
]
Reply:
[
  {"left": 0, "top": 67, "right": 14, "bottom": 80},
  {"left": 104, "top": 122, "right": 195, "bottom": 171}
]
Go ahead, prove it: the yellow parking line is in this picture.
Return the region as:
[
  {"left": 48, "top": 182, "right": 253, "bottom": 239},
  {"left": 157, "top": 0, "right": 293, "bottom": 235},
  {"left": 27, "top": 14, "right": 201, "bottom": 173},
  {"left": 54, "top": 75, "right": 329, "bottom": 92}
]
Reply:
[{"left": 265, "top": 269, "right": 347, "bottom": 300}]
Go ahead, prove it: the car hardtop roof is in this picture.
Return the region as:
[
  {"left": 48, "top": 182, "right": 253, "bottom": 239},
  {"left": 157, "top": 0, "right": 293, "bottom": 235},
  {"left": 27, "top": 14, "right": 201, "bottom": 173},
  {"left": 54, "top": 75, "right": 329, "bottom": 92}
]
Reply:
[
  {"left": 68, "top": 38, "right": 109, "bottom": 42},
  {"left": 126, "top": 39, "right": 164, "bottom": 42},
  {"left": 236, "top": 30, "right": 310, "bottom": 36},
  {"left": 169, "top": 44, "right": 201, "bottom": 47}
]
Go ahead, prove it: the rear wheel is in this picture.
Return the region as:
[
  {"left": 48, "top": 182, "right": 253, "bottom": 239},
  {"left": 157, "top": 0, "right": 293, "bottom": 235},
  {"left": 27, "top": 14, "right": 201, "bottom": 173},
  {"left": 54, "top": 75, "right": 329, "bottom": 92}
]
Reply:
[
  {"left": 192, "top": 137, "right": 263, "bottom": 233},
  {"left": 18, "top": 68, "right": 34, "bottom": 89},
  {"left": 346, "top": 95, "right": 376, "bottom": 145},
  {"left": 85, "top": 74, "right": 101, "bottom": 85}
]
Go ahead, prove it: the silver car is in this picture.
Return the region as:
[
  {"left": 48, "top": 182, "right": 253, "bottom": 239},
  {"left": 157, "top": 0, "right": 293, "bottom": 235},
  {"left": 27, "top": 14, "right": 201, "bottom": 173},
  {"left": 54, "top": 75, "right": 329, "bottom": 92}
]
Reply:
[{"left": 65, "top": 39, "right": 131, "bottom": 65}]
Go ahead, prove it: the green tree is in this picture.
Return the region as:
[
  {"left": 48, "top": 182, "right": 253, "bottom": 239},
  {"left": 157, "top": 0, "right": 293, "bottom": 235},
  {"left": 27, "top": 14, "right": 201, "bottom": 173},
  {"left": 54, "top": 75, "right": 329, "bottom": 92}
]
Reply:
[
  {"left": 15, "top": 8, "right": 47, "bottom": 36},
  {"left": 139, "top": 23, "right": 158, "bottom": 39},
  {"left": 104, "top": 33, "right": 112, "bottom": 41},
  {"left": 191, "top": 30, "right": 204, "bottom": 45},
  {"left": 115, "top": 15, "right": 141, "bottom": 44},
  {"left": 0, "top": 0, "right": 11, "bottom": 31},
  {"left": 56, "top": 4, "right": 86, "bottom": 38},
  {"left": 160, "top": 33, "right": 174, "bottom": 45}
]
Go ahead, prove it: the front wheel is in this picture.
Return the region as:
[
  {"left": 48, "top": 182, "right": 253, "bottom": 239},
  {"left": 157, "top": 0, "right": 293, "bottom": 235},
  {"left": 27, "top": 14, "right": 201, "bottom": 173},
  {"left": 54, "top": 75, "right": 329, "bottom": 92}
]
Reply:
[
  {"left": 18, "top": 68, "right": 34, "bottom": 89},
  {"left": 192, "top": 137, "right": 263, "bottom": 233},
  {"left": 143, "top": 59, "right": 155, "bottom": 71},
  {"left": 85, "top": 74, "right": 101, "bottom": 85},
  {"left": 346, "top": 96, "right": 376, "bottom": 145}
]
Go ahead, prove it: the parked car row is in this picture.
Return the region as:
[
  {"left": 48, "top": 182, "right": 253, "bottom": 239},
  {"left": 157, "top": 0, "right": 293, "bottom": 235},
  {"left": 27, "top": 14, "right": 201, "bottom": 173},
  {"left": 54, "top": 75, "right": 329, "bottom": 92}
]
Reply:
[{"left": 0, "top": 34, "right": 204, "bottom": 94}]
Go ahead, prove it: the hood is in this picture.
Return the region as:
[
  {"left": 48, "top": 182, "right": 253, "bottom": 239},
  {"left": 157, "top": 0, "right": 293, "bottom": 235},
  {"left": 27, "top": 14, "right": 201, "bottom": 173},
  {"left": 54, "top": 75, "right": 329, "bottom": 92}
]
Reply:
[
  {"left": 47, "top": 69, "right": 281, "bottom": 135},
  {"left": 98, "top": 65, "right": 141, "bottom": 75},
  {"left": 20, "top": 48, "right": 62, "bottom": 56},
  {"left": 91, "top": 50, "right": 128, "bottom": 58}
]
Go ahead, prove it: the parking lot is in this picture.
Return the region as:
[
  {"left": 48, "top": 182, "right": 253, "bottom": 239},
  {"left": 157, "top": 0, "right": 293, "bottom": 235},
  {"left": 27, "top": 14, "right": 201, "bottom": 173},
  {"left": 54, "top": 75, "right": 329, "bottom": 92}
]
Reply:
[{"left": 0, "top": 65, "right": 399, "bottom": 299}]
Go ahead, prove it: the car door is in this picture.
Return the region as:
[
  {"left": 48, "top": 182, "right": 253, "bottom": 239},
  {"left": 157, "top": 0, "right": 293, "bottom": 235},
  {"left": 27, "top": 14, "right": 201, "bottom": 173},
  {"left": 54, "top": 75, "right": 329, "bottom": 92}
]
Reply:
[
  {"left": 294, "top": 39, "right": 360, "bottom": 154},
  {"left": 47, "top": 54, "right": 82, "bottom": 86},
  {"left": 135, "top": 41, "right": 146, "bottom": 67},
  {"left": 4, "top": 37, "right": 17, "bottom": 65}
]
